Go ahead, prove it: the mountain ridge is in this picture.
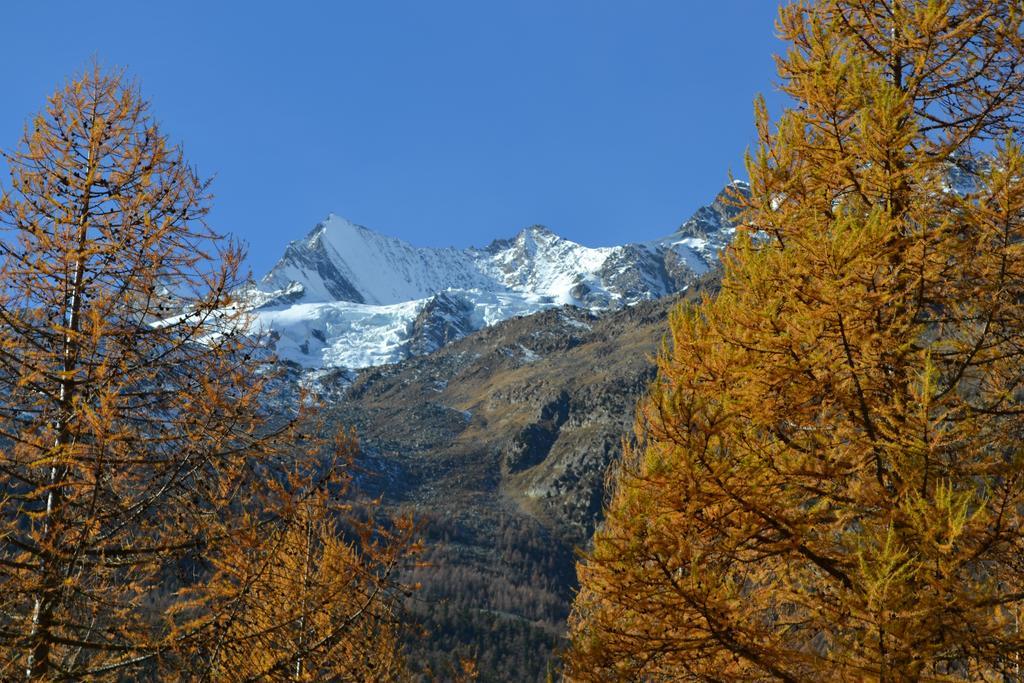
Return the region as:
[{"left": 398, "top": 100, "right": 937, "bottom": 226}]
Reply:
[{"left": 240, "top": 182, "right": 747, "bottom": 370}]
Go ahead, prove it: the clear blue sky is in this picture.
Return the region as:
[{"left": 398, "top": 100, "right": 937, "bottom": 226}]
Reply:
[{"left": 2, "top": 1, "right": 788, "bottom": 277}]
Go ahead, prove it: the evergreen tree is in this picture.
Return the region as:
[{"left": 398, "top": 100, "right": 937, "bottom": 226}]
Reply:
[
  {"left": 0, "top": 65, "right": 414, "bottom": 680},
  {"left": 568, "top": 1, "right": 1024, "bottom": 680}
]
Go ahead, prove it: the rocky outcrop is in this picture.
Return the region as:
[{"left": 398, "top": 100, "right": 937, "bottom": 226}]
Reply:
[
  {"left": 504, "top": 391, "right": 570, "bottom": 473},
  {"left": 404, "top": 291, "right": 477, "bottom": 358},
  {"left": 676, "top": 180, "right": 747, "bottom": 238},
  {"left": 672, "top": 180, "right": 748, "bottom": 269}
]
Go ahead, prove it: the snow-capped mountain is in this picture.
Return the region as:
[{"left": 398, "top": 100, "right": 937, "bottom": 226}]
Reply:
[{"left": 241, "top": 182, "right": 746, "bottom": 369}]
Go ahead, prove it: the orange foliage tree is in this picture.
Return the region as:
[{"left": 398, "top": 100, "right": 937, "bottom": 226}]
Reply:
[
  {"left": 569, "top": 1, "right": 1024, "bottom": 680},
  {"left": 169, "top": 434, "right": 416, "bottom": 682},
  {"left": 0, "top": 66, "right": 415, "bottom": 680}
]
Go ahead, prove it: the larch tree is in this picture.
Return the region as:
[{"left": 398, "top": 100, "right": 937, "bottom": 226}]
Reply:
[
  {"left": 0, "top": 65, "right": 414, "bottom": 680},
  {"left": 568, "top": 1, "right": 1024, "bottom": 681},
  {"left": 169, "top": 433, "right": 417, "bottom": 682}
]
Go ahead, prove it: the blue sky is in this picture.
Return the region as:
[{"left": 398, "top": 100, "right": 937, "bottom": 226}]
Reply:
[{"left": 2, "top": 1, "right": 788, "bottom": 276}]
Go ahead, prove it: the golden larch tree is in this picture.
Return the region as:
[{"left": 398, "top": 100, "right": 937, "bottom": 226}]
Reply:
[
  {"left": 169, "top": 433, "right": 417, "bottom": 682},
  {"left": 0, "top": 65, "right": 414, "bottom": 680},
  {"left": 568, "top": 1, "right": 1024, "bottom": 680}
]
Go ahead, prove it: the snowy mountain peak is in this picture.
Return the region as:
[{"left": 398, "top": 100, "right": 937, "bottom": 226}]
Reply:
[
  {"left": 675, "top": 182, "right": 748, "bottom": 238},
  {"left": 517, "top": 224, "right": 556, "bottom": 240},
  {"left": 260, "top": 215, "right": 489, "bottom": 306},
  {"left": 481, "top": 224, "right": 557, "bottom": 255},
  {"left": 297, "top": 213, "right": 360, "bottom": 248},
  {"left": 313, "top": 214, "right": 385, "bottom": 251},
  {"left": 246, "top": 183, "right": 742, "bottom": 370},
  {"left": 310, "top": 213, "right": 356, "bottom": 242}
]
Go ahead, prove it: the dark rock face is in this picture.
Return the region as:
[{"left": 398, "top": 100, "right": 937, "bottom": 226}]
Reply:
[
  {"left": 313, "top": 273, "right": 720, "bottom": 681},
  {"left": 504, "top": 391, "right": 570, "bottom": 473},
  {"left": 672, "top": 181, "right": 748, "bottom": 271},
  {"left": 595, "top": 244, "right": 674, "bottom": 302},
  {"left": 676, "top": 181, "right": 747, "bottom": 238},
  {"left": 404, "top": 291, "right": 477, "bottom": 358}
]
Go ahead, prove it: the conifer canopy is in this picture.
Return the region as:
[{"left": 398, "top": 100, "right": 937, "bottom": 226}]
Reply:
[{"left": 569, "top": 1, "right": 1024, "bottom": 680}]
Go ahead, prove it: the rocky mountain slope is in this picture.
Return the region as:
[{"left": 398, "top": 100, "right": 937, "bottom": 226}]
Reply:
[
  {"left": 244, "top": 183, "right": 741, "bottom": 679},
  {"left": 240, "top": 182, "right": 745, "bottom": 370},
  {"left": 304, "top": 275, "right": 718, "bottom": 681}
]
